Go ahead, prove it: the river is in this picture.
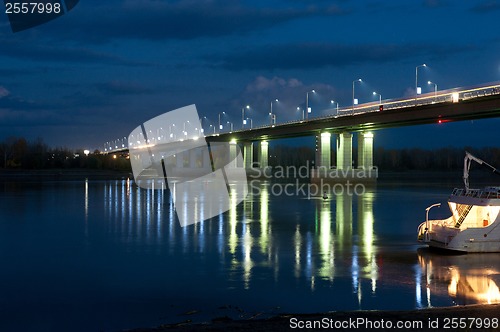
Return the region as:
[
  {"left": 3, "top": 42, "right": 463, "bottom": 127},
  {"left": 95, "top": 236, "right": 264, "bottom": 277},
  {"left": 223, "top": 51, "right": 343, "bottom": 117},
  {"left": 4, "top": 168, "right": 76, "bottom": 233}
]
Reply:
[{"left": 1, "top": 176, "right": 499, "bottom": 331}]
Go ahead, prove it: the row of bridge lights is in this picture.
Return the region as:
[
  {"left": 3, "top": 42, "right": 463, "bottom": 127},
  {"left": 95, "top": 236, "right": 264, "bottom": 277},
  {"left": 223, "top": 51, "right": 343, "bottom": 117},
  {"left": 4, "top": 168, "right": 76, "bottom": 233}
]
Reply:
[
  {"left": 104, "top": 63, "right": 436, "bottom": 151},
  {"left": 215, "top": 63, "right": 436, "bottom": 132}
]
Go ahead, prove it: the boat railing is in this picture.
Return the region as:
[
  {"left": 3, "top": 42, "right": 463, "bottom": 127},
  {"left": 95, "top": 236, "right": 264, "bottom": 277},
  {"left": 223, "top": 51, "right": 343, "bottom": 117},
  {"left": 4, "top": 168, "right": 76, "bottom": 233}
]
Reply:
[{"left": 451, "top": 188, "right": 500, "bottom": 199}]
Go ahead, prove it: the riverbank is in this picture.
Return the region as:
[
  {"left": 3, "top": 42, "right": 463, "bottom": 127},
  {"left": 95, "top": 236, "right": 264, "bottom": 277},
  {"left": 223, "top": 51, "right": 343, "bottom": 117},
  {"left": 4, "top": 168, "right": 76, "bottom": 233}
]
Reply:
[
  {"left": 127, "top": 304, "right": 500, "bottom": 331},
  {"left": 0, "top": 168, "right": 132, "bottom": 181}
]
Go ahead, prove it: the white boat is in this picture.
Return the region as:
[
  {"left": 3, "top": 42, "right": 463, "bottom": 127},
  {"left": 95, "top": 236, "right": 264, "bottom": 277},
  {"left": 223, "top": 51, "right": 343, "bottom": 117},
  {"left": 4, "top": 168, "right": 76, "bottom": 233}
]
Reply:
[{"left": 417, "top": 152, "right": 500, "bottom": 253}]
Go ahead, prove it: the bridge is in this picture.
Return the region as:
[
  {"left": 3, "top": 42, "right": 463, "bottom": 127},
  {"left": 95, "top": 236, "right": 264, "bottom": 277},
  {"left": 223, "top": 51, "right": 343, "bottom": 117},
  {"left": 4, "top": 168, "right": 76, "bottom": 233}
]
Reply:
[{"left": 104, "top": 82, "right": 500, "bottom": 179}]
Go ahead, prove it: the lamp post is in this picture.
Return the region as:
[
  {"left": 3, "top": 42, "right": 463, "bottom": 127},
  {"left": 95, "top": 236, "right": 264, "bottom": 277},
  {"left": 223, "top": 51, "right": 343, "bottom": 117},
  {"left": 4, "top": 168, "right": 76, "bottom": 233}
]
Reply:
[
  {"left": 242, "top": 105, "right": 250, "bottom": 129},
  {"left": 297, "top": 106, "right": 304, "bottom": 120},
  {"left": 428, "top": 81, "right": 437, "bottom": 100},
  {"left": 270, "top": 99, "right": 278, "bottom": 125},
  {"left": 247, "top": 117, "right": 253, "bottom": 129},
  {"left": 372, "top": 92, "right": 381, "bottom": 104},
  {"left": 306, "top": 89, "right": 315, "bottom": 120},
  {"left": 199, "top": 116, "right": 206, "bottom": 135},
  {"left": 227, "top": 121, "right": 233, "bottom": 132},
  {"left": 415, "top": 63, "right": 427, "bottom": 99},
  {"left": 352, "top": 78, "right": 362, "bottom": 114},
  {"left": 218, "top": 111, "right": 225, "bottom": 133},
  {"left": 330, "top": 100, "right": 339, "bottom": 114}
]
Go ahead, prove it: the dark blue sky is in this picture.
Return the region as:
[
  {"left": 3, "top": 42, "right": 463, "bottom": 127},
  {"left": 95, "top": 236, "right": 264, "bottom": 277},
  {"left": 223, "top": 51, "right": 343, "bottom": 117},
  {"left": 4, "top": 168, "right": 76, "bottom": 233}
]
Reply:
[{"left": 1, "top": 0, "right": 500, "bottom": 150}]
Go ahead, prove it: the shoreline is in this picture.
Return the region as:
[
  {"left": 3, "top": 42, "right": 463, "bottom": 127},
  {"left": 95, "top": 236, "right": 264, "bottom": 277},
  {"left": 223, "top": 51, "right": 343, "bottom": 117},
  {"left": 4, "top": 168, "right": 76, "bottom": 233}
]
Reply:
[
  {"left": 0, "top": 168, "right": 132, "bottom": 181},
  {"left": 126, "top": 303, "right": 500, "bottom": 331}
]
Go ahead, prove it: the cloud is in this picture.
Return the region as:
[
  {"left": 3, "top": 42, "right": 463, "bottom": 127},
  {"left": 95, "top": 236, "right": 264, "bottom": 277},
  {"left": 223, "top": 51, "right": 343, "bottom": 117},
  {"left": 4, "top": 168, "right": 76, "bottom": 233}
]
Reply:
[
  {"left": 0, "top": 38, "right": 149, "bottom": 66},
  {"left": 208, "top": 42, "right": 475, "bottom": 70},
  {"left": 0, "top": 86, "right": 10, "bottom": 98},
  {"left": 96, "top": 81, "right": 155, "bottom": 96},
  {"left": 470, "top": 1, "right": 500, "bottom": 13},
  {"left": 41, "top": 0, "right": 348, "bottom": 43},
  {"left": 234, "top": 76, "right": 338, "bottom": 122},
  {"left": 422, "top": 0, "right": 448, "bottom": 8}
]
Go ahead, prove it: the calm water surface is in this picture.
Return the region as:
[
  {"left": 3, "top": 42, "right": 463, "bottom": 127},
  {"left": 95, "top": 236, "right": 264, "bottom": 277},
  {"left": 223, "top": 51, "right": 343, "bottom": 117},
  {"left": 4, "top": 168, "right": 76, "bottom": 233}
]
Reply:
[{"left": 1, "top": 178, "right": 499, "bottom": 332}]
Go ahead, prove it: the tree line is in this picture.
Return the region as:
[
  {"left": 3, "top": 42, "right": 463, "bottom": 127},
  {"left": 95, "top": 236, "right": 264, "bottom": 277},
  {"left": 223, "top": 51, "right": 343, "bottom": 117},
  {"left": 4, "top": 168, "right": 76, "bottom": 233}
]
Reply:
[
  {"left": 269, "top": 144, "right": 500, "bottom": 171},
  {"left": 0, "top": 137, "right": 130, "bottom": 171}
]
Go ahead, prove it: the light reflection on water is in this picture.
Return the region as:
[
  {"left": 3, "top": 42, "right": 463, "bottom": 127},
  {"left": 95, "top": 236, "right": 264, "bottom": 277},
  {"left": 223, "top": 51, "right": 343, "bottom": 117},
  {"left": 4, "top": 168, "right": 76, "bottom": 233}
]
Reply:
[{"left": 1, "top": 178, "right": 500, "bottom": 331}]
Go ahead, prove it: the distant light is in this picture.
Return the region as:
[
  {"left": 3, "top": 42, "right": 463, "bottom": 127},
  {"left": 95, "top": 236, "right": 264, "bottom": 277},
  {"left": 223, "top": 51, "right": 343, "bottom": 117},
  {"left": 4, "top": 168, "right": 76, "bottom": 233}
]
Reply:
[
  {"left": 84, "top": 149, "right": 90, "bottom": 156},
  {"left": 438, "top": 119, "right": 442, "bottom": 124},
  {"left": 113, "top": 155, "right": 117, "bottom": 159},
  {"left": 312, "top": 89, "right": 315, "bottom": 93}
]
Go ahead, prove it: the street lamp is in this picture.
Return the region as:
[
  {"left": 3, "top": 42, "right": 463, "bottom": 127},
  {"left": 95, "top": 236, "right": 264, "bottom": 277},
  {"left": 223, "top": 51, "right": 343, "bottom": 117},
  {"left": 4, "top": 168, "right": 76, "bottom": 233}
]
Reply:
[
  {"left": 330, "top": 100, "right": 339, "bottom": 114},
  {"left": 246, "top": 117, "right": 253, "bottom": 129},
  {"left": 242, "top": 105, "right": 250, "bottom": 129},
  {"left": 428, "top": 81, "right": 437, "bottom": 100},
  {"left": 352, "top": 78, "right": 362, "bottom": 113},
  {"left": 200, "top": 116, "right": 206, "bottom": 135},
  {"left": 218, "top": 111, "right": 225, "bottom": 133},
  {"left": 297, "top": 106, "right": 304, "bottom": 120},
  {"left": 270, "top": 99, "right": 278, "bottom": 125},
  {"left": 372, "top": 92, "right": 381, "bottom": 104},
  {"left": 227, "top": 121, "right": 233, "bottom": 132},
  {"left": 415, "top": 63, "right": 427, "bottom": 99},
  {"left": 306, "top": 89, "right": 315, "bottom": 120}
]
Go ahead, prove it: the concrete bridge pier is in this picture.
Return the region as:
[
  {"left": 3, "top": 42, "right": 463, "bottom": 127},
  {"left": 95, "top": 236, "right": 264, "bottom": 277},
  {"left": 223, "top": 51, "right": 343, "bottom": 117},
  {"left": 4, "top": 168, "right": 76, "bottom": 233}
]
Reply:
[
  {"left": 313, "top": 131, "right": 377, "bottom": 182},
  {"left": 336, "top": 132, "right": 353, "bottom": 170},
  {"left": 176, "top": 151, "right": 186, "bottom": 168},
  {"left": 189, "top": 149, "right": 198, "bottom": 168},
  {"left": 229, "top": 140, "right": 238, "bottom": 168},
  {"left": 259, "top": 141, "right": 269, "bottom": 168},
  {"left": 358, "top": 132, "right": 374, "bottom": 170},
  {"left": 315, "top": 132, "right": 332, "bottom": 169},
  {"left": 243, "top": 142, "right": 253, "bottom": 169}
]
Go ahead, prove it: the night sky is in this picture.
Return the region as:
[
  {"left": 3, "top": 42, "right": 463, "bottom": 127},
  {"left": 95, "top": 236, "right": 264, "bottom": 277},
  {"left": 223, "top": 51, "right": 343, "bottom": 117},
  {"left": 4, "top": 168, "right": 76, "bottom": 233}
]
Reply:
[{"left": 1, "top": 0, "right": 500, "bottom": 150}]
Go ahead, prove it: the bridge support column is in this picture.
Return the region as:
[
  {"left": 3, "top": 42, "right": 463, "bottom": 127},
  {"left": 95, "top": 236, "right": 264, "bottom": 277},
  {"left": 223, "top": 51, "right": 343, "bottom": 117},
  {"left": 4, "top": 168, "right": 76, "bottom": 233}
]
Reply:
[
  {"left": 316, "top": 132, "right": 331, "bottom": 169},
  {"left": 189, "top": 148, "right": 198, "bottom": 168},
  {"left": 201, "top": 147, "right": 211, "bottom": 169},
  {"left": 336, "top": 132, "right": 353, "bottom": 169},
  {"left": 243, "top": 142, "right": 253, "bottom": 169},
  {"left": 176, "top": 151, "right": 186, "bottom": 168},
  {"left": 228, "top": 140, "right": 238, "bottom": 168},
  {"left": 259, "top": 141, "right": 269, "bottom": 168},
  {"left": 357, "top": 132, "right": 373, "bottom": 169}
]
